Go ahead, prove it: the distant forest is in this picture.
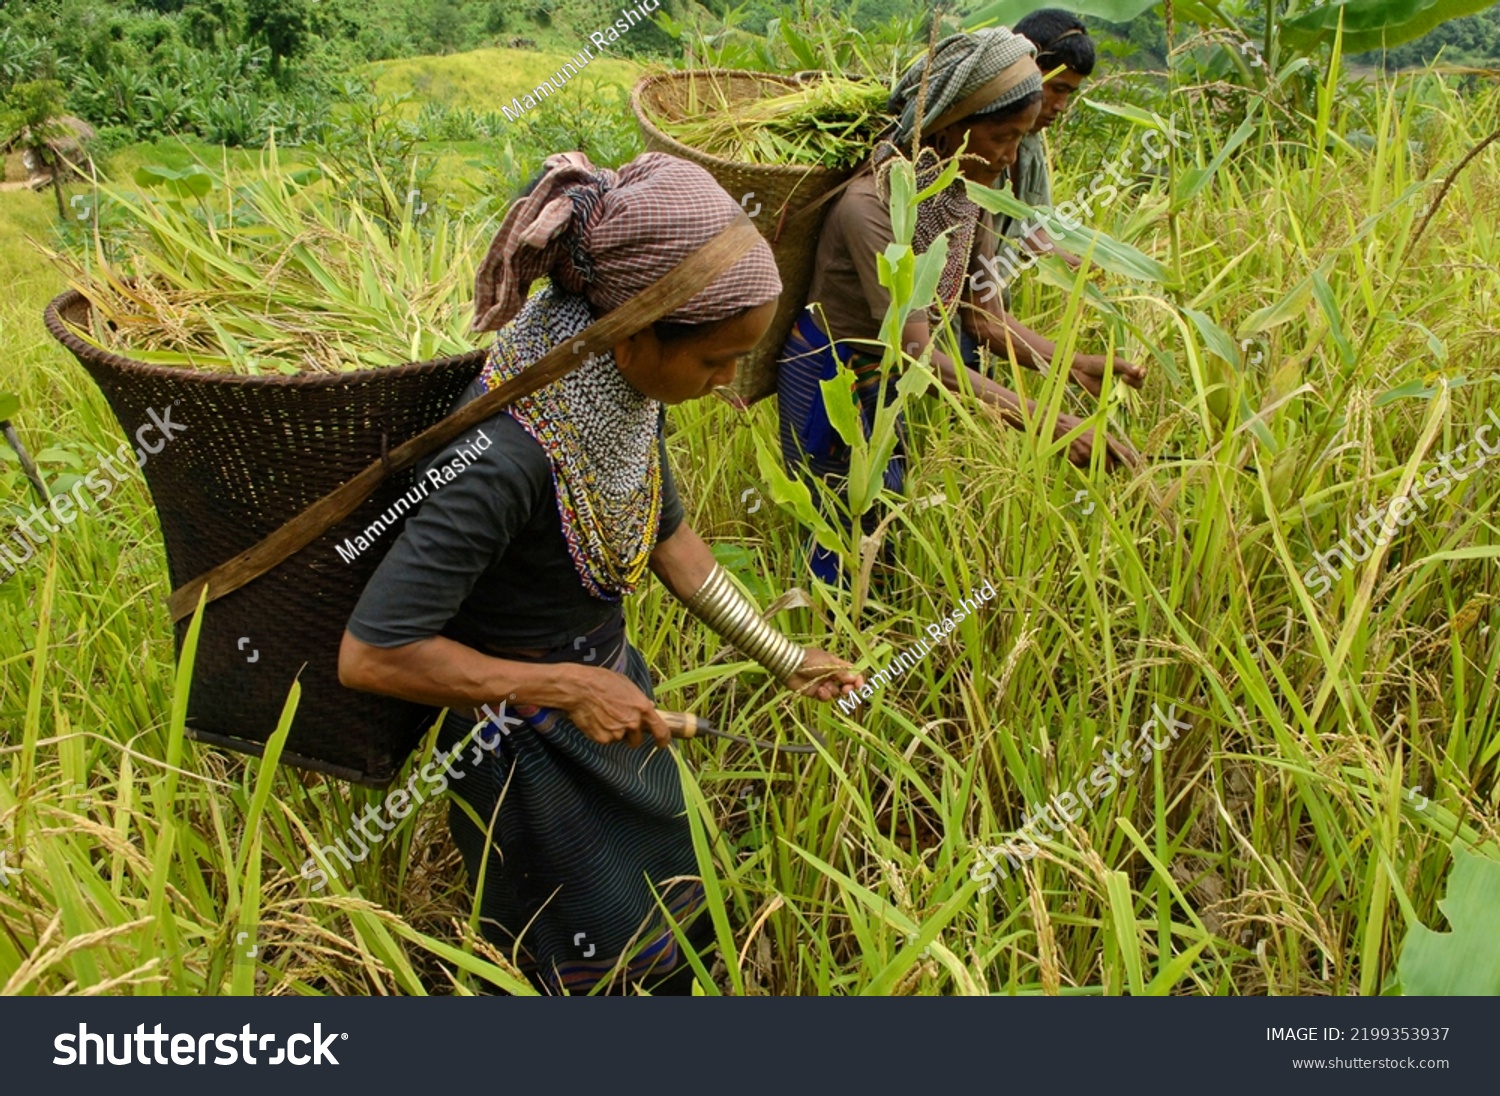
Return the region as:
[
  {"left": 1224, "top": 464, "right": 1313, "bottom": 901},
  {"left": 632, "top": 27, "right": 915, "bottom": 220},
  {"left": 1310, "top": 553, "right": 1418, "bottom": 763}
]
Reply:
[
  {"left": 1, "top": 0, "right": 1496, "bottom": 138},
  {"left": 4, "top": 0, "right": 1498, "bottom": 72}
]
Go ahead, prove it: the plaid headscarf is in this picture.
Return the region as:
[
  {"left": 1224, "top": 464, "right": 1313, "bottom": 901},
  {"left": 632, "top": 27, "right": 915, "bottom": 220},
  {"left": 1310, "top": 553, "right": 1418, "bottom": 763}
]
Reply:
[
  {"left": 469, "top": 152, "right": 781, "bottom": 603},
  {"left": 888, "top": 28, "right": 1043, "bottom": 151},
  {"left": 875, "top": 29, "right": 1044, "bottom": 308},
  {"left": 472, "top": 151, "right": 782, "bottom": 332}
]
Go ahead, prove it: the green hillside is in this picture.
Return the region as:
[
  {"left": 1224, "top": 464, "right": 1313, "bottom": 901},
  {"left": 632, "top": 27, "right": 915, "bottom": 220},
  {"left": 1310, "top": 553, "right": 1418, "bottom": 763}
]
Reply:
[{"left": 369, "top": 45, "right": 642, "bottom": 109}]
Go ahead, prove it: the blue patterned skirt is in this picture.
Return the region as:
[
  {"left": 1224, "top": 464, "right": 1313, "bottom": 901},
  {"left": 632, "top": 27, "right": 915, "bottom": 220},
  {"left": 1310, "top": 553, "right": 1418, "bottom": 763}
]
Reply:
[{"left": 436, "top": 622, "right": 705, "bottom": 994}]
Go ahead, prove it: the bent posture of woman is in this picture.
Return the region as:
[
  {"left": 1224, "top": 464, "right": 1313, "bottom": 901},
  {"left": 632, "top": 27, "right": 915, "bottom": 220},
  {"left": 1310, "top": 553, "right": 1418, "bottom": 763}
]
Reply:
[
  {"left": 777, "top": 28, "right": 1141, "bottom": 584},
  {"left": 339, "top": 152, "right": 863, "bottom": 994}
]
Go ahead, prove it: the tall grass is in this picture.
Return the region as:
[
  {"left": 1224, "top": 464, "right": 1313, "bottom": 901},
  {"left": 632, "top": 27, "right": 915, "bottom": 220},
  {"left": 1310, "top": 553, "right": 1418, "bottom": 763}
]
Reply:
[{"left": 1, "top": 64, "right": 1497, "bottom": 995}]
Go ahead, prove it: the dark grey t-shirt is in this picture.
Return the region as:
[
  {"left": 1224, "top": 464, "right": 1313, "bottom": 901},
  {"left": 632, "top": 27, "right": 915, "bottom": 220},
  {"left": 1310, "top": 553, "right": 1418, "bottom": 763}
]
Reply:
[{"left": 347, "top": 377, "right": 684, "bottom": 652}]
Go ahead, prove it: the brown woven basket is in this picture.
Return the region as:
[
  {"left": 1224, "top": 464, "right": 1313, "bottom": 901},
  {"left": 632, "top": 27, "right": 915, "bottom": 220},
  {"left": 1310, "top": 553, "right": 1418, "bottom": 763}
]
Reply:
[
  {"left": 45, "top": 290, "right": 486, "bottom": 786},
  {"left": 631, "top": 69, "right": 858, "bottom": 407}
]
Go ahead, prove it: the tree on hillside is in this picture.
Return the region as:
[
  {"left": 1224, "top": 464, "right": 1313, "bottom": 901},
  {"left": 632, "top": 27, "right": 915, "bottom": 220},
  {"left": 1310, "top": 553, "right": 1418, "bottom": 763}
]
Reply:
[
  {"left": 246, "top": 0, "right": 309, "bottom": 76},
  {"left": 0, "top": 79, "right": 70, "bottom": 219},
  {"left": 420, "top": 0, "right": 469, "bottom": 53},
  {"left": 184, "top": 0, "right": 244, "bottom": 49}
]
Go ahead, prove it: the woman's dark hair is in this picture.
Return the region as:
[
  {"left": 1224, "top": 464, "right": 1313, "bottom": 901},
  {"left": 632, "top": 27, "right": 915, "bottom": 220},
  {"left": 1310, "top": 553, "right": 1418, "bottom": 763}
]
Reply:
[
  {"left": 1013, "top": 9, "right": 1096, "bottom": 77},
  {"left": 652, "top": 314, "right": 737, "bottom": 344}
]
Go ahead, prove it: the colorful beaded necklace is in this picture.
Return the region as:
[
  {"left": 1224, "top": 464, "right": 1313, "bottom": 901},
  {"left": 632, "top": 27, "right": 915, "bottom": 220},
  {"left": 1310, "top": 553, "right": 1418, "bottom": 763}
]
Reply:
[{"left": 479, "top": 284, "right": 663, "bottom": 602}]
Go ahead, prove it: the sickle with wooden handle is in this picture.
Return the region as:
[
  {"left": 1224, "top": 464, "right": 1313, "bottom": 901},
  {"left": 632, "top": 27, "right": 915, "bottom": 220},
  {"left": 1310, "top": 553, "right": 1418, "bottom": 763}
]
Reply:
[{"left": 659, "top": 711, "right": 823, "bottom": 755}]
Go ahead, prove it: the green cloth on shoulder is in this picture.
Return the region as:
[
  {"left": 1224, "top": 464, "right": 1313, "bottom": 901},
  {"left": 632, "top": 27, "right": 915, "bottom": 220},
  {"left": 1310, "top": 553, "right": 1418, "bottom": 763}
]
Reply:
[{"left": 990, "top": 131, "right": 1054, "bottom": 310}]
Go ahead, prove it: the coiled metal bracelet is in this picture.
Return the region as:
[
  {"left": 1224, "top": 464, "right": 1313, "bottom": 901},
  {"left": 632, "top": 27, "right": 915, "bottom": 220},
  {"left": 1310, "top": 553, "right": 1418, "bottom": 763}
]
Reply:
[{"left": 682, "top": 564, "right": 805, "bottom": 684}]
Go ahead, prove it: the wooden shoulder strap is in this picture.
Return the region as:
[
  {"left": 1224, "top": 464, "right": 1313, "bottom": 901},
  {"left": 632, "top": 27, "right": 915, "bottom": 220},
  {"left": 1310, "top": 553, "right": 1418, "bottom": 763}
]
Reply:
[{"left": 167, "top": 217, "right": 764, "bottom": 623}]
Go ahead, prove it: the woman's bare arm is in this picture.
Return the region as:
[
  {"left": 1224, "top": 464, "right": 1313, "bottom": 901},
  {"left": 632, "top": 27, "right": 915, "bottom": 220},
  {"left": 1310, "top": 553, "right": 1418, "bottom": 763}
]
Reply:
[
  {"left": 961, "top": 298, "right": 1146, "bottom": 395},
  {"left": 338, "top": 631, "right": 672, "bottom": 748},
  {"left": 339, "top": 631, "right": 580, "bottom": 712},
  {"left": 649, "top": 521, "right": 864, "bottom": 701},
  {"left": 646, "top": 520, "right": 717, "bottom": 601},
  {"left": 904, "top": 318, "right": 1134, "bottom": 469}
]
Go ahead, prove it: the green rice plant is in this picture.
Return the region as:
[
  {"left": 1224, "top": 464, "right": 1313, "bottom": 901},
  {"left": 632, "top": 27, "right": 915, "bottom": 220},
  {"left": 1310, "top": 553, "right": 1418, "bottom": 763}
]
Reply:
[{"left": 2, "top": 55, "right": 1499, "bottom": 997}]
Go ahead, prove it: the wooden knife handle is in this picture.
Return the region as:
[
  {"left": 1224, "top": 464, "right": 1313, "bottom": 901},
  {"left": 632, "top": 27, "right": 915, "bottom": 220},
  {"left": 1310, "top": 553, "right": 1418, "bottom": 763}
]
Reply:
[{"left": 660, "top": 711, "right": 711, "bottom": 739}]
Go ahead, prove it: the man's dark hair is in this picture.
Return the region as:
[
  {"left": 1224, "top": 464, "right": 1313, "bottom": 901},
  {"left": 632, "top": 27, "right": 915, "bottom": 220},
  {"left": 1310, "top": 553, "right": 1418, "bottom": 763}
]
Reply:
[{"left": 1014, "top": 9, "right": 1095, "bottom": 77}]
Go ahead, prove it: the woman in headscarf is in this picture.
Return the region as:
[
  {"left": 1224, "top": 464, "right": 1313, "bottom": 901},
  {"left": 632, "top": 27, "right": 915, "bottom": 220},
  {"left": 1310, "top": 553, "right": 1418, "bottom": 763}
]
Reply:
[
  {"left": 777, "top": 27, "right": 1141, "bottom": 584},
  {"left": 338, "top": 151, "right": 864, "bottom": 994}
]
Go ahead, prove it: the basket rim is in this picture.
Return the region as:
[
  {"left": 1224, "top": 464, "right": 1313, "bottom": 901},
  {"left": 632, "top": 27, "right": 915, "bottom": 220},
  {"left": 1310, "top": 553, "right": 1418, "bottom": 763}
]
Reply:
[
  {"left": 631, "top": 68, "right": 855, "bottom": 182},
  {"left": 44, "top": 288, "right": 487, "bottom": 388}
]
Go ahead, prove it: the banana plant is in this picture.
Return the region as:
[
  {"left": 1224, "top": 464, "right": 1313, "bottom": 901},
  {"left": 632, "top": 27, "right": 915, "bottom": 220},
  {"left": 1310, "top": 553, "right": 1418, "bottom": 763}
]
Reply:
[{"left": 965, "top": 0, "right": 1493, "bottom": 71}]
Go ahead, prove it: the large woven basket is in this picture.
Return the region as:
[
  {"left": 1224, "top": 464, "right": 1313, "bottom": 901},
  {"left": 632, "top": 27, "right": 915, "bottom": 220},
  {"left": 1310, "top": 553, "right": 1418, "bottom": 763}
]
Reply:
[
  {"left": 45, "top": 290, "right": 486, "bottom": 786},
  {"left": 631, "top": 69, "right": 858, "bottom": 407}
]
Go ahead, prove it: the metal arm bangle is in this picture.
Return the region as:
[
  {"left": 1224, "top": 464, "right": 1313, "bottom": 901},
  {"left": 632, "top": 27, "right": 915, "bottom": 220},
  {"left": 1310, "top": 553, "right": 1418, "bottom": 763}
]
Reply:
[{"left": 681, "top": 564, "right": 805, "bottom": 684}]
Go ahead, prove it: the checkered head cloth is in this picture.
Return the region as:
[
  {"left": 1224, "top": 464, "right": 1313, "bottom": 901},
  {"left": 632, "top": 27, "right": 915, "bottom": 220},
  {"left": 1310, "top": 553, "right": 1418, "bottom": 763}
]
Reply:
[
  {"left": 888, "top": 27, "right": 1043, "bottom": 149},
  {"left": 472, "top": 151, "right": 782, "bottom": 332}
]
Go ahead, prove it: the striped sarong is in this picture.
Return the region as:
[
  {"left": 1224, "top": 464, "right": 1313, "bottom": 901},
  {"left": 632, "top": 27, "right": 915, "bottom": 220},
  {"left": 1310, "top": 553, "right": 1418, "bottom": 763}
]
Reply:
[{"left": 436, "top": 620, "right": 706, "bottom": 994}]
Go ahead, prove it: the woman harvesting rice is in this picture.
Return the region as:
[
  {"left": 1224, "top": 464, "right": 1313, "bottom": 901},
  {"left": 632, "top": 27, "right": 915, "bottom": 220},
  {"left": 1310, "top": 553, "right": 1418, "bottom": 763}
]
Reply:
[
  {"left": 777, "top": 28, "right": 1142, "bottom": 584},
  {"left": 338, "top": 151, "right": 863, "bottom": 994}
]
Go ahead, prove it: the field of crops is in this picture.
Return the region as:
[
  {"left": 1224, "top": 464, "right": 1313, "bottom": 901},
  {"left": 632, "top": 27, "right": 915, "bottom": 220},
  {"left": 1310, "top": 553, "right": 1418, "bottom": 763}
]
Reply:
[{"left": 1, "top": 30, "right": 1498, "bottom": 997}]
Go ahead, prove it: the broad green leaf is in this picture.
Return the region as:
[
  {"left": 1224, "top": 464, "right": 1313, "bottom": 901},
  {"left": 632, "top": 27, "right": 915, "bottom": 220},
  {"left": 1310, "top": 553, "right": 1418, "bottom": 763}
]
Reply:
[
  {"left": 754, "top": 441, "right": 841, "bottom": 553},
  {"left": 1311, "top": 271, "right": 1356, "bottom": 367},
  {"left": 820, "top": 369, "right": 865, "bottom": 452},
  {"left": 887, "top": 160, "right": 916, "bottom": 246},
  {"left": 908, "top": 233, "right": 949, "bottom": 319},
  {"left": 710, "top": 542, "right": 774, "bottom": 605},
  {"left": 1396, "top": 844, "right": 1500, "bottom": 995},
  {"left": 1239, "top": 272, "right": 1317, "bottom": 333},
  {"left": 965, "top": 179, "right": 1172, "bottom": 284},
  {"left": 133, "top": 164, "right": 183, "bottom": 188},
  {"left": 1182, "top": 307, "right": 1240, "bottom": 366},
  {"left": 35, "top": 447, "right": 83, "bottom": 469},
  {"left": 133, "top": 163, "right": 216, "bottom": 200},
  {"left": 0, "top": 393, "right": 19, "bottom": 421},
  {"left": 1082, "top": 101, "right": 1182, "bottom": 131},
  {"left": 1372, "top": 376, "right": 1472, "bottom": 407},
  {"left": 965, "top": 0, "right": 1161, "bottom": 29},
  {"left": 1281, "top": 0, "right": 1497, "bottom": 55},
  {"left": 1172, "top": 109, "right": 1258, "bottom": 210}
]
